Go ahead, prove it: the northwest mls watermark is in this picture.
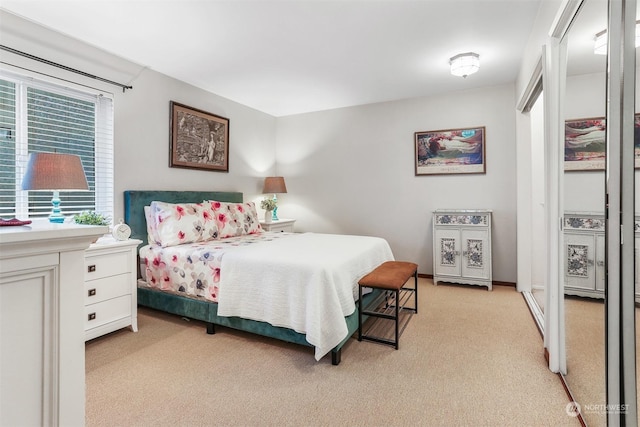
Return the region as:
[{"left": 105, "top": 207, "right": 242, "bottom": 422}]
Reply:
[{"left": 565, "top": 401, "right": 629, "bottom": 417}]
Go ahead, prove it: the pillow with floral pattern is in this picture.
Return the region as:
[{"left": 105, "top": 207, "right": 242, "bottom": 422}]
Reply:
[
  {"left": 144, "top": 206, "right": 160, "bottom": 246},
  {"left": 206, "top": 200, "right": 262, "bottom": 238},
  {"left": 150, "top": 201, "right": 218, "bottom": 247}
]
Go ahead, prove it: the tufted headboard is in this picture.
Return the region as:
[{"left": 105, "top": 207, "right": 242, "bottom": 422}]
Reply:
[{"left": 123, "top": 190, "right": 243, "bottom": 248}]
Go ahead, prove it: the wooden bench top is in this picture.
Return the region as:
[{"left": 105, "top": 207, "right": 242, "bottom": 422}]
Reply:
[{"left": 358, "top": 261, "right": 418, "bottom": 290}]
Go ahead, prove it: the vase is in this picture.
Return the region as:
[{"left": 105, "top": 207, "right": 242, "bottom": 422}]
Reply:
[{"left": 264, "top": 210, "right": 273, "bottom": 224}]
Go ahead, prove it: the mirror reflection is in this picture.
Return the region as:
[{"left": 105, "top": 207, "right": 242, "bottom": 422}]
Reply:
[
  {"left": 530, "top": 93, "right": 545, "bottom": 313},
  {"left": 562, "top": 1, "right": 607, "bottom": 426},
  {"left": 562, "top": 0, "right": 639, "bottom": 425}
]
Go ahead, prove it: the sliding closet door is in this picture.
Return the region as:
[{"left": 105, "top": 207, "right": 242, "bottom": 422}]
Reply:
[{"left": 605, "top": 0, "right": 637, "bottom": 424}]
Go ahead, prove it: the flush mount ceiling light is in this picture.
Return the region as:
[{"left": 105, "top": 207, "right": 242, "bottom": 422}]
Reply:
[
  {"left": 449, "top": 52, "right": 480, "bottom": 78},
  {"left": 594, "top": 21, "right": 640, "bottom": 55}
]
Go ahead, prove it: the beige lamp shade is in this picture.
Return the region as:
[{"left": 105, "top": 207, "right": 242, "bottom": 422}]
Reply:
[
  {"left": 21, "top": 152, "right": 89, "bottom": 191},
  {"left": 262, "top": 176, "right": 287, "bottom": 194}
]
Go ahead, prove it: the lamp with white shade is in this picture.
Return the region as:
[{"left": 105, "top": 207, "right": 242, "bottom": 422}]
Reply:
[
  {"left": 21, "top": 152, "right": 89, "bottom": 223},
  {"left": 262, "top": 176, "right": 287, "bottom": 221}
]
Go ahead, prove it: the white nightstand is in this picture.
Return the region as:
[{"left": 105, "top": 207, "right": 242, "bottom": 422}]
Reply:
[
  {"left": 84, "top": 236, "right": 142, "bottom": 341},
  {"left": 260, "top": 218, "right": 296, "bottom": 232}
]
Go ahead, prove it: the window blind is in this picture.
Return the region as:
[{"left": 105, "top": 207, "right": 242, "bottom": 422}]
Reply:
[{"left": 0, "top": 73, "right": 114, "bottom": 222}]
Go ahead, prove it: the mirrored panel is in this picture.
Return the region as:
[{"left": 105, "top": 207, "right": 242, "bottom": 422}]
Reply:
[{"left": 563, "top": 0, "right": 607, "bottom": 425}]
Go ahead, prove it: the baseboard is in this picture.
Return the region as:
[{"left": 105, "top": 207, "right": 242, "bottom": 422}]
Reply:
[{"left": 418, "top": 273, "right": 515, "bottom": 288}]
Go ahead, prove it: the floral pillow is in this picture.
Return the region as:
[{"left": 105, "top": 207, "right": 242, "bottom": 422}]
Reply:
[
  {"left": 205, "top": 200, "right": 262, "bottom": 238},
  {"left": 150, "top": 201, "right": 218, "bottom": 247},
  {"left": 144, "top": 206, "right": 160, "bottom": 246}
]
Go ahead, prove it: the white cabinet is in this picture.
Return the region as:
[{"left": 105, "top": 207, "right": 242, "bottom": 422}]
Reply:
[
  {"left": 636, "top": 219, "right": 640, "bottom": 303},
  {"left": 564, "top": 213, "right": 640, "bottom": 302},
  {"left": 85, "top": 237, "right": 142, "bottom": 341},
  {"left": 432, "top": 209, "right": 492, "bottom": 290},
  {"left": 0, "top": 222, "right": 107, "bottom": 427},
  {"left": 563, "top": 213, "right": 605, "bottom": 299},
  {"left": 260, "top": 218, "right": 296, "bottom": 232}
]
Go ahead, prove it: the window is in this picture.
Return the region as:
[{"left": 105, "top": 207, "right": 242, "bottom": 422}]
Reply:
[{"left": 0, "top": 73, "right": 114, "bottom": 222}]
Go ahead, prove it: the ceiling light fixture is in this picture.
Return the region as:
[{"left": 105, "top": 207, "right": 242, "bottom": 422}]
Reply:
[
  {"left": 593, "top": 21, "right": 640, "bottom": 55},
  {"left": 449, "top": 52, "right": 480, "bottom": 78}
]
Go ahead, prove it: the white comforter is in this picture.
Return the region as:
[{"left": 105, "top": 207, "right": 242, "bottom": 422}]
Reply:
[{"left": 217, "top": 232, "right": 394, "bottom": 360}]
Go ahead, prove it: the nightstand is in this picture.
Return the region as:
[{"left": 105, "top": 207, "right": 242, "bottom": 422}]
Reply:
[
  {"left": 260, "top": 218, "right": 296, "bottom": 232},
  {"left": 84, "top": 236, "right": 142, "bottom": 341}
]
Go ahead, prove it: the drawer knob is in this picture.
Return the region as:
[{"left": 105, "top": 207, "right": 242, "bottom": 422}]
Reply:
[
  {"left": 88, "top": 288, "right": 96, "bottom": 297},
  {"left": 88, "top": 265, "right": 96, "bottom": 273},
  {"left": 88, "top": 312, "right": 96, "bottom": 321}
]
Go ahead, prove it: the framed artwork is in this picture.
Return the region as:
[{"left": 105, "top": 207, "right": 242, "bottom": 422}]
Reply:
[
  {"left": 565, "top": 114, "right": 640, "bottom": 170},
  {"left": 414, "top": 126, "right": 486, "bottom": 175},
  {"left": 170, "top": 101, "right": 229, "bottom": 172},
  {"left": 564, "top": 117, "right": 606, "bottom": 171}
]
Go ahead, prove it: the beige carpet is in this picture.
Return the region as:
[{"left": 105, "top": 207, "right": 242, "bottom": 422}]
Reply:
[
  {"left": 564, "top": 296, "right": 640, "bottom": 427},
  {"left": 85, "top": 278, "right": 579, "bottom": 427}
]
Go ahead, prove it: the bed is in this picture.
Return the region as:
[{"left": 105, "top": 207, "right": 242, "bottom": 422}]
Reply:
[{"left": 124, "top": 190, "right": 394, "bottom": 364}]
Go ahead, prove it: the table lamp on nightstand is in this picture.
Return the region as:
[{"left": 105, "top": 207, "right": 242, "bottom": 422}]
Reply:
[
  {"left": 21, "top": 152, "right": 89, "bottom": 223},
  {"left": 262, "top": 176, "right": 287, "bottom": 221}
]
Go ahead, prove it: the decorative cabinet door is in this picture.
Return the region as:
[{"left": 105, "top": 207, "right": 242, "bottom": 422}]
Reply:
[
  {"left": 565, "top": 232, "right": 597, "bottom": 292},
  {"left": 434, "top": 228, "right": 461, "bottom": 277},
  {"left": 595, "top": 233, "right": 605, "bottom": 292},
  {"left": 635, "top": 235, "right": 640, "bottom": 301},
  {"left": 461, "top": 229, "right": 490, "bottom": 280},
  {"left": 563, "top": 212, "right": 606, "bottom": 298}
]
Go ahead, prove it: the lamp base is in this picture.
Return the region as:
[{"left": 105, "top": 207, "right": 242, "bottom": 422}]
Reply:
[
  {"left": 271, "top": 194, "right": 279, "bottom": 220},
  {"left": 49, "top": 190, "right": 65, "bottom": 223}
]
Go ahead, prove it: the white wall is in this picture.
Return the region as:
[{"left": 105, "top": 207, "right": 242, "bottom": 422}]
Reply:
[
  {"left": 514, "top": 0, "right": 563, "bottom": 292},
  {"left": 112, "top": 69, "right": 278, "bottom": 220},
  {"left": 0, "top": 10, "right": 278, "bottom": 223},
  {"left": 515, "top": 0, "right": 564, "bottom": 101},
  {"left": 2, "top": 10, "right": 524, "bottom": 283},
  {"left": 276, "top": 84, "right": 518, "bottom": 282},
  {"left": 564, "top": 72, "right": 606, "bottom": 212}
]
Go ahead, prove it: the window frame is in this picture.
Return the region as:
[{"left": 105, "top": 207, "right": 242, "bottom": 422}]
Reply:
[{"left": 0, "top": 70, "right": 114, "bottom": 222}]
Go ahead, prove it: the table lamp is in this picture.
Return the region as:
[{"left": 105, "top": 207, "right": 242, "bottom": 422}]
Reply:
[
  {"left": 262, "top": 176, "right": 287, "bottom": 221},
  {"left": 21, "top": 152, "right": 89, "bottom": 223}
]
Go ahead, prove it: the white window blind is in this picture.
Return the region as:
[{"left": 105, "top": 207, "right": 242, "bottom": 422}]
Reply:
[{"left": 0, "top": 73, "right": 114, "bottom": 222}]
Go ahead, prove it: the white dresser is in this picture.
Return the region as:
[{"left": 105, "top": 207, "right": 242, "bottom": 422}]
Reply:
[
  {"left": 432, "top": 209, "right": 493, "bottom": 290},
  {"left": 84, "top": 237, "right": 142, "bottom": 341},
  {"left": 0, "top": 222, "right": 107, "bottom": 427}
]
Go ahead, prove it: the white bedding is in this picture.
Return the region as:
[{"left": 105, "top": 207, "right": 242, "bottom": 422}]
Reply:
[{"left": 217, "top": 232, "right": 394, "bottom": 360}]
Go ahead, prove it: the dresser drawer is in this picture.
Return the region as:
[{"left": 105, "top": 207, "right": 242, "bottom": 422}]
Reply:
[
  {"left": 85, "top": 250, "right": 131, "bottom": 281},
  {"left": 84, "top": 273, "right": 131, "bottom": 305},
  {"left": 85, "top": 295, "right": 131, "bottom": 330}
]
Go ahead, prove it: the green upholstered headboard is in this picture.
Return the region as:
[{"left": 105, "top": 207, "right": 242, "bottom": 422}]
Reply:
[{"left": 123, "top": 190, "right": 243, "bottom": 247}]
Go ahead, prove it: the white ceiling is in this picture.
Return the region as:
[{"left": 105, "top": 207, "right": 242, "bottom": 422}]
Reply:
[{"left": 0, "top": 0, "right": 573, "bottom": 117}]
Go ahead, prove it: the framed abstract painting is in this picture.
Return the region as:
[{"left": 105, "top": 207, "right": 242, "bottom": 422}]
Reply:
[
  {"left": 169, "top": 101, "right": 229, "bottom": 172},
  {"left": 414, "top": 126, "right": 486, "bottom": 175},
  {"left": 564, "top": 117, "right": 606, "bottom": 171}
]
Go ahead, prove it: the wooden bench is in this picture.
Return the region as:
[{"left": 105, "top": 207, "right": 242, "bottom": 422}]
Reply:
[{"left": 358, "top": 261, "right": 418, "bottom": 349}]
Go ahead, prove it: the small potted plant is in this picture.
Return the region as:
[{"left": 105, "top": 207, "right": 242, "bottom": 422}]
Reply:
[
  {"left": 260, "top": 198, "right": 277, "bottom": 223},
  {"left": 73, "top": 211, "right": 111, "bottom": 226}
]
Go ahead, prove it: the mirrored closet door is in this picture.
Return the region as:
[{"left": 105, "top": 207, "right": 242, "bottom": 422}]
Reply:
[{"left": 561, "top": 1, "right": 607, "bottom": 425}]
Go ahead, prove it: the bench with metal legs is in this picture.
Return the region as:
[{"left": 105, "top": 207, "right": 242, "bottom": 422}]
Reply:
[{"left": 358, "top": 261, "right": 418, "bottom": 349}]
